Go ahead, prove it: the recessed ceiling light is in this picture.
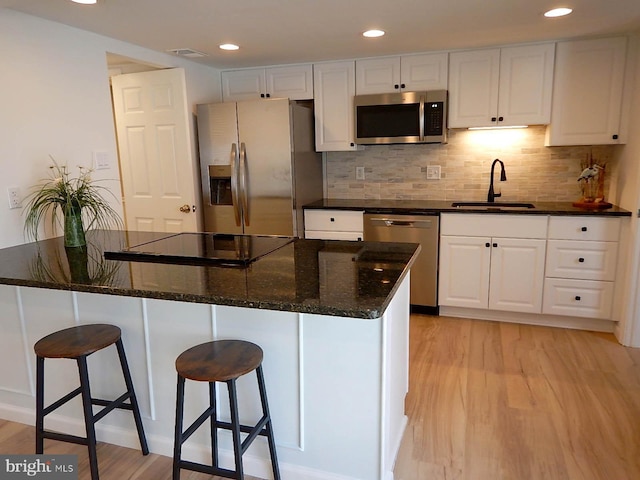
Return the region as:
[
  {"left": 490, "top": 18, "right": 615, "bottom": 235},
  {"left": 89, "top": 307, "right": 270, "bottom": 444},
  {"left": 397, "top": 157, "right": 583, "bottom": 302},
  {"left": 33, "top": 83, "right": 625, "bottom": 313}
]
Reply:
[
  {"left": 219, "top": 44, "right": 240, "bottom": 51},
  {"left": 363, "top": 30, "right": 385, "bottom": 38},
  {"left": 71, "top": 0, "right": 97, "bottom": 4},
  {"left": 544, "top": 7, "right": 573, "bottom": 18}
]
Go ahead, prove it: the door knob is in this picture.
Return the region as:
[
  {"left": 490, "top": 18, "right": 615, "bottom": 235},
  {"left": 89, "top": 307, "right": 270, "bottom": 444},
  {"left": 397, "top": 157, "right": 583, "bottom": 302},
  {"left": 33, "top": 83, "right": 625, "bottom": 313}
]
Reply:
[{"left": 179, "top": 204, "right": 191, "bottom": 213}]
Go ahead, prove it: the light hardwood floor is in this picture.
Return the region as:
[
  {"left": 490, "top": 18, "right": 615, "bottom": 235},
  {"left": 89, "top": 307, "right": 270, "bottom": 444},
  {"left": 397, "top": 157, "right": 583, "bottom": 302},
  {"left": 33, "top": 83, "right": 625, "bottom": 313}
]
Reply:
[
  {"left": 394, "top": 314, "right": 640, "bottom": 480},
  {"left": 1, "top": 314, "right": 639, "bottom": 479}
]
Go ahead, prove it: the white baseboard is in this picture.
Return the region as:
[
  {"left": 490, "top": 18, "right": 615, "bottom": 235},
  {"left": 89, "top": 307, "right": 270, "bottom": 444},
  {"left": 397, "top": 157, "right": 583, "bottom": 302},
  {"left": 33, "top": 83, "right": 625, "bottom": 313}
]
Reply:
[{"left": 439, "top": 306, "right": 615, "bottom": 332}]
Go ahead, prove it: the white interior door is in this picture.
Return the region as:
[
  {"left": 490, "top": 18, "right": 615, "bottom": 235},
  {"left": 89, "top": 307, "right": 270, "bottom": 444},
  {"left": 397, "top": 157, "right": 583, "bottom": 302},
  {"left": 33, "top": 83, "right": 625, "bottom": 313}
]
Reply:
[{"left": 111, "top": 68, "right": 199, "bottom": 233}]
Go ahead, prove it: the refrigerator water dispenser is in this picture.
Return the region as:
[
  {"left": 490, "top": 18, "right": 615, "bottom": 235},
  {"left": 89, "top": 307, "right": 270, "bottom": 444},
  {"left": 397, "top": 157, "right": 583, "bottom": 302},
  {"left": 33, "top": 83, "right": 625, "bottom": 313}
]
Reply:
[{"left": 208, "top": 165, "right": 232, "bottom": 205}]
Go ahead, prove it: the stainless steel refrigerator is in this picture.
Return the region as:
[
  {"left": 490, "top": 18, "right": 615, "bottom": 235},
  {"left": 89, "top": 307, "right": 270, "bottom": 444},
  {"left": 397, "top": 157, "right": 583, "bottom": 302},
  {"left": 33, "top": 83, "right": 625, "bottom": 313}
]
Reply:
[{"left": 197, "top": 98, "right": 323, "bottom": 237}]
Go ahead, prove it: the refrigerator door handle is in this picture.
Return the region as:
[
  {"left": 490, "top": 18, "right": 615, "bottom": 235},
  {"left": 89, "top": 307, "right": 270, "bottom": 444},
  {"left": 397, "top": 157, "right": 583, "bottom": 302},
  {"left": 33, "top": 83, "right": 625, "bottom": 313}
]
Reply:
[
  {"left": 230, "top": 143, "right": 242, "bottom": 226},
  {"left": 239, "top": 142, "right": 249, "bottom": 226}
]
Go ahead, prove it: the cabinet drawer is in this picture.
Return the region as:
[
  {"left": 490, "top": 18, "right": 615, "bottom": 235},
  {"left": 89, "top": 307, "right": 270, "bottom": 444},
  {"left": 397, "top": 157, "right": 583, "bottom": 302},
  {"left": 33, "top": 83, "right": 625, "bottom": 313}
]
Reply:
[
  {"left": 440, "top": 214, "right": 547, "bottom": 238},
  {"left": 547, "top": 216, "right": 621, "bottom": 241},
  {"left": 304, "top": 210, "right": 364, "bottom": 232},
  {"left": 542, "top": 278, "right": 613, "bottom": 319},
  {"left": 546, "top": 240, "right": 618, "bottom": 281},
  {"left": 305, "top": 230, "right": 363, "bottom": 241}
]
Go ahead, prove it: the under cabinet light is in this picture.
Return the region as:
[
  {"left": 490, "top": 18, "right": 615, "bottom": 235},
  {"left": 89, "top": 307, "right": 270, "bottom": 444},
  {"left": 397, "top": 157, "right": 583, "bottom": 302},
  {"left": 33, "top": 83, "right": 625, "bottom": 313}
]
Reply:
[
  {"left": 219, "top": 44, "right": 240, "bottom": 51},
  {"left": 468, "top": 126, "right": 528, "bottom": 130},
  {"left": 71, "top": 0, "right": 97, "bottom": 4}
]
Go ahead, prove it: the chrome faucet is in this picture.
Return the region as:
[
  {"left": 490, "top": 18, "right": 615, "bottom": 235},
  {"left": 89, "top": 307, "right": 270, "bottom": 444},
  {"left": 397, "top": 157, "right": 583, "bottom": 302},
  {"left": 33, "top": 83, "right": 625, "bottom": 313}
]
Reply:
[{"left": 487, "top": 159, "right": 507, "bottom": 202}]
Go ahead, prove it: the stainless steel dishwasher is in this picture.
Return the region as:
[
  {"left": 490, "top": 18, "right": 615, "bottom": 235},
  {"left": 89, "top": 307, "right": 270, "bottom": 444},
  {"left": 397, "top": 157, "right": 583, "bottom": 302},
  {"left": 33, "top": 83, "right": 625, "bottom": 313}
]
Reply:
[{"left": 364, "top": 213, "right": 439, "bottom": 310}]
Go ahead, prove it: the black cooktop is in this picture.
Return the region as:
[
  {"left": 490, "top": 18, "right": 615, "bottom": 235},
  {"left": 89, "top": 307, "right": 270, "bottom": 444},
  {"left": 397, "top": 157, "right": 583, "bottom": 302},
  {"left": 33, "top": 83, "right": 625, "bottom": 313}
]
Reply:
[{"left": 104, "top": 233, "right": 294, "bottom": 267}]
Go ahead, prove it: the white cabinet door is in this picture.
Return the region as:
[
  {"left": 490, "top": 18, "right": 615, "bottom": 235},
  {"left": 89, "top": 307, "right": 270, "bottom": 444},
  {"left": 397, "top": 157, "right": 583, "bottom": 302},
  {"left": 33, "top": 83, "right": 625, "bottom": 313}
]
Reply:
[
  {"left": 448, "top": 49, "right": 500, "bottom": 128},
  {"left": 449, "top": 44, "right": 554, "bottom": 128},
  {"left": 221, "top": 68, "right": 266, "bottom": 101},
  {"left": 355, "top": 53, "right": 448, "bottom": 94},
  {"left": 222, "top": 65, "right": 313, "bottom": 101},
  {"left": 400, "top": 53, "right": 448, "bottom": 91},
  {"left": 488, "top": 237, "right": 546, "bottom": 313},
  {"left": 498, "top": 44, "right": 555, "bottom": 126},
  {"left": 355, "top": 57, "right": 401, "bottom": 95},
  {"left": 545, "top": 37, "right": 627, "bottom": 146},
  {"left": 266, "top": 64, "right": 314, "bottom": 100},
  {"left": 313, "top": 61, "right": 359, "bottom": 151},
  {"left": 439, "top": 236, "right": 491, "bottom": 308}
]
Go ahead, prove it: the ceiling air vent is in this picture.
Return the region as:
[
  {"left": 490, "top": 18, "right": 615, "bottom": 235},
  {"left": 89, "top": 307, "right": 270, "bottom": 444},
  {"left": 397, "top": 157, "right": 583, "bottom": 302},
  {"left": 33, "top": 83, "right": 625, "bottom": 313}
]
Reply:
[{"left": 166, "top": 48, "right": 207, "bottom": 58}]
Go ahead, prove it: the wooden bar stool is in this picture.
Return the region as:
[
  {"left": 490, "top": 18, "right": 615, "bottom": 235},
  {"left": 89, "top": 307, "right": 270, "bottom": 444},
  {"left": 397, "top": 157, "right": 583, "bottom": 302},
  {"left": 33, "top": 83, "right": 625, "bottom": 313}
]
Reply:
[
  {"left": 34, "top": 324, "right": 149, "bottom": 480},
  {"left": 172, "top": 339, "right": 280, "bottom": 480}
]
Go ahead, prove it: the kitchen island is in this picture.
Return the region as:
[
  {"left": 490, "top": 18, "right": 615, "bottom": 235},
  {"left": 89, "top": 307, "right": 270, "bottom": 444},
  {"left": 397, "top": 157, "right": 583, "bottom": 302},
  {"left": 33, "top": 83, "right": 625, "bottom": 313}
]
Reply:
[{"left": 0, "top": 231, "right": 419, "bottom": 480}]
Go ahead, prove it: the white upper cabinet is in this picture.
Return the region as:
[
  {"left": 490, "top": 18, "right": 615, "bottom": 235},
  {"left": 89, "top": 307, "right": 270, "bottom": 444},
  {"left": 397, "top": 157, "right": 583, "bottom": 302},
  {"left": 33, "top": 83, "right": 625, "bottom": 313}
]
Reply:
[
  {"left": 448, "top": 44, "right": 555, "bottom": 128},
  {"left": 313, "top": 61, "right": 359, "bottom": 152},
  {"left": 355, "top": 53, "right": 448, "bottom": 95},
  {"left": 221, "top": 64, "right": 313, "bottom": 102},
  {"left": 545, "top": 37, "right": 627, "bottom": 146}
]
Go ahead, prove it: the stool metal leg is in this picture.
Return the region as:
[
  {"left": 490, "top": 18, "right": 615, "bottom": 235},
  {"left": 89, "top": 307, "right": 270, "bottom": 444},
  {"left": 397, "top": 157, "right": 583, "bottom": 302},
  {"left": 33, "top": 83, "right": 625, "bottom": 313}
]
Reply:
[
  {"left": 227, "top": 378, "right": 243, "bottom": 480},
  {"left": 172, "top": 373, "right": 186, "bottom": 480},
  {"left": 115, "top": 338, "right": 149, "bottom": 455},
  {"left": 35, "top": 356, "right": 45, "bottom": 454},
  {"left": 77, "top": 356, "right": 99, "bottom": 480},
  {"left": 256, "top": 365, "right": 281, "bottom": 480},
  {"left": 209, "top": 381, "right": 218, "bottom": 469}
]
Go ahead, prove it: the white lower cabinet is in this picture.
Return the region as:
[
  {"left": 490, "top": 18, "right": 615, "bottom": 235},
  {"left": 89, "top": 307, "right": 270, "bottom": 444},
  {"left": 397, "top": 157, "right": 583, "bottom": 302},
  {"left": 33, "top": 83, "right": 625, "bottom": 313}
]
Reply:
[
  {"left": 438, "top": 236, "right": 490, "bottom": 309},
  {"left": 439, "top": 214, "right": 547, "bottom": 313},
  {"left": 488, "top": 237, "right": 546, "bottom": 312},
  {"left": 542, "top": 216, "right": 621, "bottom": 319},
  {"left": 304, "top": 209, "right": 364, "bottom": 240}
]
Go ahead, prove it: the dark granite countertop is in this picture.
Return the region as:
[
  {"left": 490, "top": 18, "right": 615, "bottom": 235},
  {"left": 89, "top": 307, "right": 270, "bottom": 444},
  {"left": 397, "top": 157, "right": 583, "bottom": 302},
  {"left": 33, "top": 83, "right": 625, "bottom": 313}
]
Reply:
[
  {"left": 304, "top": 199, "right": 632, "bottom": 216},
  {"left": 0, "top": 230, "right": 420, "bottom": 319}
]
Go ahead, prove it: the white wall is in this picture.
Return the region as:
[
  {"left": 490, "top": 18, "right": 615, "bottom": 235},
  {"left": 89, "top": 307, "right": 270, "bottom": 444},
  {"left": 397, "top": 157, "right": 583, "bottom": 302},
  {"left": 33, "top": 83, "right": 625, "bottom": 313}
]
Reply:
[
  {"left": 0, "top": 8, "right": 221, "bottom": 248},
  {"left": 610, "top": 32, "right": 640, "bottom": 346}
]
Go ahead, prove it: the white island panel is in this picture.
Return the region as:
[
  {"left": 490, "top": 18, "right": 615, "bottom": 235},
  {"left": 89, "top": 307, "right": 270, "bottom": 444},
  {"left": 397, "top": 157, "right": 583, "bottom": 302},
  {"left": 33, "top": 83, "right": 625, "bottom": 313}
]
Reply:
[{"left": 0, "top": 275, "right": 410, "bottom": 480}]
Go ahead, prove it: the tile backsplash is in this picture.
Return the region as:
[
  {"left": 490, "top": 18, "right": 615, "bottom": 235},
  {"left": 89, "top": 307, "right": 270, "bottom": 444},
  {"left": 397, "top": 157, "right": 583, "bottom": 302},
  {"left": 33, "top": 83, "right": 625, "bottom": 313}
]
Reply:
[{"left": 325, "top": 126, "right": 616, "bottom": 202}]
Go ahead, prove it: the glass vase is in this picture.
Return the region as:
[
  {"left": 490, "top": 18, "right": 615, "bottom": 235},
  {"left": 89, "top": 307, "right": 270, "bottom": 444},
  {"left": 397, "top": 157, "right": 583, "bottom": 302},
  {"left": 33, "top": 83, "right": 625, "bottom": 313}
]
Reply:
[{"left": 64, "top": 203, "right": 86, "bottom": 248}]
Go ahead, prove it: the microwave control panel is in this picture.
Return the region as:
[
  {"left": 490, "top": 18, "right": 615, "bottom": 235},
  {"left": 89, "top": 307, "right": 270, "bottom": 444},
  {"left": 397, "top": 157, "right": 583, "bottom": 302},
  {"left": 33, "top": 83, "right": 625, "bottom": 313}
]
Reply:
[{"left": 424, "top": 102, "right": 444, "bottom": 136}]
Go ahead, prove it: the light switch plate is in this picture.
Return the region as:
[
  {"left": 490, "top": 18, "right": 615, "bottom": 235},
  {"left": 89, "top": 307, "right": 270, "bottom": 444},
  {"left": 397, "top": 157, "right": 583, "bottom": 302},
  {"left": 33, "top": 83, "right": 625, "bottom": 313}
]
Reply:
[
  {"left": 426, "top": 165, "right": 441, "bottom": 180},
  {"left": 93, "top": 151, "right": 110, "bottom": 170},
  {"left": 356, "top": 166, "right": 365, "bottom": 180}
]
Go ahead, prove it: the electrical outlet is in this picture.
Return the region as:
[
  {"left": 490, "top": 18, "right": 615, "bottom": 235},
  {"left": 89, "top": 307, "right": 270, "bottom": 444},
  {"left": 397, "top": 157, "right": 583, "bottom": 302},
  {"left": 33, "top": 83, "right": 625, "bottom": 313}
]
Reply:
[
  {"left": 426, "top": 165, "right": 441, "bottom": 180},
  {"left": 7, "top": 187, "right": 21, "bottom": 209},
  {"left": 356, "top": 166, "right": 365, "bottom": 180}
]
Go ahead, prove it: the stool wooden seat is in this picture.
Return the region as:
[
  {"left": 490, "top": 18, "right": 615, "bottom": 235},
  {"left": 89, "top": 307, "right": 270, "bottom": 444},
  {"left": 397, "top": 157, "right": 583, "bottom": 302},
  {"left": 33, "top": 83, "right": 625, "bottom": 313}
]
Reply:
[
  {"left": 35, "top": 324, "right": 148, "bottom": 480},
  {"left": 173, "top": 339, "right": 280, "bottom": 480}
]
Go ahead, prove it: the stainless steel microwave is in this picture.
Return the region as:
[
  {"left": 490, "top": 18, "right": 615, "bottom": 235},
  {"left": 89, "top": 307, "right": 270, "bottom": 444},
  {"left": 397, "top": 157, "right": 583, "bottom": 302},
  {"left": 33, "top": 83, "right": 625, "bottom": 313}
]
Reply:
[{"left": 354, "top": 90, "right": 448, "bottom": 145}]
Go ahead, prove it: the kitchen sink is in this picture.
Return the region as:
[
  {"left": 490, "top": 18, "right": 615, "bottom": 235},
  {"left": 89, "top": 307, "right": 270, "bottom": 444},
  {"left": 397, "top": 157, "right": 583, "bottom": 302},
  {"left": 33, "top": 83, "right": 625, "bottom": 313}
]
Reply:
[{"left": 451, "top": 201, "right": 536, "bottom": 210}]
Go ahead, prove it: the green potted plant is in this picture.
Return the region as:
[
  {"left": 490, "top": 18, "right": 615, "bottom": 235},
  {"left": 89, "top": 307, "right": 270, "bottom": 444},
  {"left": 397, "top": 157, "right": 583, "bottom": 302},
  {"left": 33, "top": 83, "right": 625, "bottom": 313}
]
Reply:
[{"left": 24, "top": 157, "right": 123, "bottom": 248}]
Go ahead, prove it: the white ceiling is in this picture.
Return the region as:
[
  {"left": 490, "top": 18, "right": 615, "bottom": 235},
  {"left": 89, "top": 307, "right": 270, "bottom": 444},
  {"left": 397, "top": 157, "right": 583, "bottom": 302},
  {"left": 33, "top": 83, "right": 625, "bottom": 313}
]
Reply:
[{"left": 3, "top": 0, "right": 640, "bottom": 69}]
